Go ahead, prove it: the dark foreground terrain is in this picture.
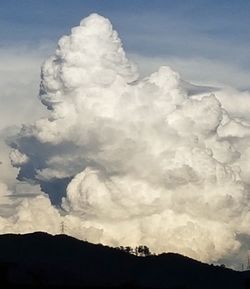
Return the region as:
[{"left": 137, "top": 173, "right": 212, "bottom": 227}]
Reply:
[{"left": 0, "top": 232, "right": 249, "bottom": 289}]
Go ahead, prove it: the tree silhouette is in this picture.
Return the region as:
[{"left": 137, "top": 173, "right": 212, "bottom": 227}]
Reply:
[
  {"left": 117, "top": 245, "right": 151, "bottom": 256},
  {"left": 135, "top": 245, "right": 151, "bottom": 257},
  {"left": 124, "top": 246, "right": 133, "bottom": 254}
]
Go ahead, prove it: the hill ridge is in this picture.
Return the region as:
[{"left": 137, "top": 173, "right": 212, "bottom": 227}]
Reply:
[{"left": 0, "top": 232, "right": 248, "bottom": 289}]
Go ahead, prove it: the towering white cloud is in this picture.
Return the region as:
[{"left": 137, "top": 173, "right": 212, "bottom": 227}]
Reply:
[{"left": 3, "top": 13, "right": 250, "bottom": 264}]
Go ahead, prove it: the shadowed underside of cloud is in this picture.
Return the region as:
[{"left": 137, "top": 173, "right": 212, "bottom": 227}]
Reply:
[{"left": 1, "top": 13, "right": 250, "bottom": 266}]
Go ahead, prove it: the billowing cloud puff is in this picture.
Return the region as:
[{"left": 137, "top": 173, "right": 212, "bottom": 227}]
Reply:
[
  {"left": 0, "top": 194, "right": 62, "bottom": 234},
  {"left": 4, "top": 13, "right": 250, "bottom": 264},
  {"left": 9, "top": 149, "right": 29, "bottom": 167}
]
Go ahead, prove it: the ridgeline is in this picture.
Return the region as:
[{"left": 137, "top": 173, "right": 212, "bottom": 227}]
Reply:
[{"left": 0, "top": 232, "right": 249, "bottom": 289}]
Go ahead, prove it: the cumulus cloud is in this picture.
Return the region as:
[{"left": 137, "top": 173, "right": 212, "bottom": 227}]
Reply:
[
  {"left": 2, "top": 13, "right": 250, "bottom": 265},
  {"left": 0, "top": 44, "right": 50, "bottom": 187},
  {"left": 0, "top": 44, "right": 62, "bottom": 235},
  {"left": 130, "top": 53, "right": 250, "bottom": 88}
]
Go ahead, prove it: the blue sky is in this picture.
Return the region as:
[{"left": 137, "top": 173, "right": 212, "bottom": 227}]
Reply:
[{"left": 1, "top": 0, "right": 250, "bottom": 87}]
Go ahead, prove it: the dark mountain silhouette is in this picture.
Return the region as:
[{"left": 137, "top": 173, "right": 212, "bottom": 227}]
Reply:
[{"left": 0, "top": 232, "right": 249, "bottom": 289}]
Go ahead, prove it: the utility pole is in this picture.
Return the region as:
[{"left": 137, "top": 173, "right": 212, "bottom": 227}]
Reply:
[
  {"left": 247, "top": 251, "right": 250, "bottom": 270},
  {"left": 61, "top": 221, "right": 65, "bottom": 234}
]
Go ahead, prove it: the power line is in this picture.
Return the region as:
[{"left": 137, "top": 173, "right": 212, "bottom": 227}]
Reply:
[
  {"left": 60, "top": 221, "right": 65, "bottom": 234},
  {"left": 59, "top": 221, "right": 87, "bottom": 241},
  {"left": 247, "top": 251, "right": 250, "bottom": 270}
]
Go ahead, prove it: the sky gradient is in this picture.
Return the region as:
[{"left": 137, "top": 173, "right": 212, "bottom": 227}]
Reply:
[
  {"left": 1, "top": 1, "right": 250, "bottom": 269},
  {"left": 1, "top": 0, "right": 250, "bottom": 87}
]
